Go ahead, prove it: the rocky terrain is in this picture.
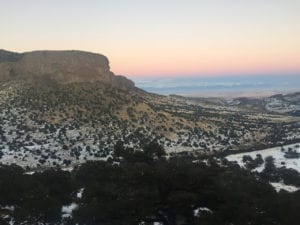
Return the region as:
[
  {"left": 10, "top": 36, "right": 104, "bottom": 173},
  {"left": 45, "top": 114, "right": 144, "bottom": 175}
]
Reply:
[
  {"left": 0, "top": 49, "right": 134, "bottom": 88},
  {"left": 171, "top": 92, "right": 300, "bottom": 115},
  {"left": 0, "top": 49, "right": 299, "bottom": 169}
]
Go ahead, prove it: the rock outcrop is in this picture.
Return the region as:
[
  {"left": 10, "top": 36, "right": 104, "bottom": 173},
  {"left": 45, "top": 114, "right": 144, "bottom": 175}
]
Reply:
[{"left": 0, "top": 50, "right": 134, "bottom": 89}]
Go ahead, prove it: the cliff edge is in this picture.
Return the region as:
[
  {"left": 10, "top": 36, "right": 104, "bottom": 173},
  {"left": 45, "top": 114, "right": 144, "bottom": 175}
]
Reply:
[{"left": 0, "top": 49, "right": 134, "bottom": 89}]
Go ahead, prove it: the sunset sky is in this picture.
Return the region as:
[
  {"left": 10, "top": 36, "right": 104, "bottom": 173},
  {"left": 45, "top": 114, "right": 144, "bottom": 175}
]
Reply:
[{"left": 1, "top": 0, "right": 299, "bottom": 78}]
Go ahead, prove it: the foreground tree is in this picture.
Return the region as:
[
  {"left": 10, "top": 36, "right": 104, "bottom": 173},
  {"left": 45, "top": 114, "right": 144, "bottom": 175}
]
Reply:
[{"left": 1, "top": 141, "right": 300, "bottom": 224}]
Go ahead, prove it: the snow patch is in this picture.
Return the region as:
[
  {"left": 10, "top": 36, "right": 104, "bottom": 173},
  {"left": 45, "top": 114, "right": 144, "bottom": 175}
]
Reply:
[
  {"left": 226, "top": 143, "right": 300, "bottom": 172},
  {"left": 77, "top": 188, "right": 84, "bottom": 199},
  {"left": 270, "top": 182, "right": 299, "bottom": 192},
  {"left": 1, "top": 205, "right": 15, "bottom": 211},
  {"left": 62, "top": 203, "right": 78, "bottom": 218},
  {"left": 194, "top": 207, "right": 213, "bottom": 217}
]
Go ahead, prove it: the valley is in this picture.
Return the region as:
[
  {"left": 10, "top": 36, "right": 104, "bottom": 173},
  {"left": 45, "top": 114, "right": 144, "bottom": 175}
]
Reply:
[
  {"left": 2, "top": 0, "right": 300, "bottom": 224},
  {"left": 0, "top": 49, "right": 299, "bottom": 225},
  {"left": 0, "top": 78, "right": 299, "bottom": 169}
]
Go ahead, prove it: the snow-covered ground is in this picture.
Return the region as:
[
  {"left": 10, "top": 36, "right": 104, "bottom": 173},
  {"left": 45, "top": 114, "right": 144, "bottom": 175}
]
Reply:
[
  {"left": 62, "top": 203, "right": 78, "bottom": 218},
  {"left": 193, "top": 207, "right": 213, "bottom": 217},
  {"left": 226, "top": 143, "right": 300, "bottom": 192},
  {"left": 226, "top": 143, "right": 300, "bottom": 172},
  {"left": 270, "top": 182, "right": 299, "bottom": 192}
]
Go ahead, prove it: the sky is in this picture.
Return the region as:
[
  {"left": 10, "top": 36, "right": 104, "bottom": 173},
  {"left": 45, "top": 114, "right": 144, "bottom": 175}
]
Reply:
[{"left": 0, "top": 0, "right": 299, "bottom": 78}]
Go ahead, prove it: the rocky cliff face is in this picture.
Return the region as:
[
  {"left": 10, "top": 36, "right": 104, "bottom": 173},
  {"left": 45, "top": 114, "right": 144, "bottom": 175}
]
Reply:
[{"left": 0, "top": 50, "right": 134, "bottom": 89}]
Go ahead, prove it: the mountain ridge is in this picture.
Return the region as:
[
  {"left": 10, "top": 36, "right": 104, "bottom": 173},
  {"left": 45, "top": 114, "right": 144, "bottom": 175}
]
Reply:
[
  {"left": 0, "top": 49, "right": 134, "bottom": 89},
  {"left": 0, "top": 49, "right": 299, "bottom": 169}
]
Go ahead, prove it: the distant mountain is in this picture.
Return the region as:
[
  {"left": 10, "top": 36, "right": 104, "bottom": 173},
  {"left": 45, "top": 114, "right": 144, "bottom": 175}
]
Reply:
[{"left": 133, "top": 76, "right": 300, "bottom": 96}]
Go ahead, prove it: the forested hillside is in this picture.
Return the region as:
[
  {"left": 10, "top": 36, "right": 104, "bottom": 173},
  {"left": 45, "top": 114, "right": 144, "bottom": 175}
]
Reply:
[{"left": 1, "top": 142, "right": 300, "bottom": 225}]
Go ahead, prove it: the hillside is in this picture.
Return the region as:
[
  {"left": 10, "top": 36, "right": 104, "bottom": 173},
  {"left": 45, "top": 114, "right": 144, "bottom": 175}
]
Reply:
[
  {"left": 0, "top": 49, "right": 134, "bottom": 88},
  {"left": 170, "top": 92, "right": 300, "bottom": 115},
  {"left": 0, "top": 50, "right": 299, "bottom": 169}
]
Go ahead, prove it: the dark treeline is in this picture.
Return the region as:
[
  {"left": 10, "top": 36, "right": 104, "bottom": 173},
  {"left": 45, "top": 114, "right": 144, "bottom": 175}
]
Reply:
[{"left": 0, "top": 141, "right": 300, "bottom": 225}]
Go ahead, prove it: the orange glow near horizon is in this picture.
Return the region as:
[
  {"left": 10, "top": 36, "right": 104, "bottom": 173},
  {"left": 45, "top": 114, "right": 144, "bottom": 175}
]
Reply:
[
  {"left": 108, "top": 44, "right": 300, "bottom": 77},
  {"left": 1, "top": 0, "right": 300, "bottom": 78},
  {"left": 103, "top": 28, "right": 300, "bottom": 77}
]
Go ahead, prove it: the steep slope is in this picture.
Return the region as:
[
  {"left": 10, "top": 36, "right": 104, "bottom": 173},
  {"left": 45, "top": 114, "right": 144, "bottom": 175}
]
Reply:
[
  {"left": 0, "top": 49, "right": 24, "bottom": 63},
  {"left": 0, "top": 50, "right": 299, "bottom": 169},
  {"left": 0, "top": 50, "right": 134, "bottom": 88}
]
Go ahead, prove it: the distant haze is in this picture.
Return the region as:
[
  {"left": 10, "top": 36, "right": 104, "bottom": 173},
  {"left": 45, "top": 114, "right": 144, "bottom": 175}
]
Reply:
[
  {"left": 133, "top": 75, "right": 300, "bottom": 97},
  {"left": 1, "top": 0, "right": 299, "bottom": 77}
]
